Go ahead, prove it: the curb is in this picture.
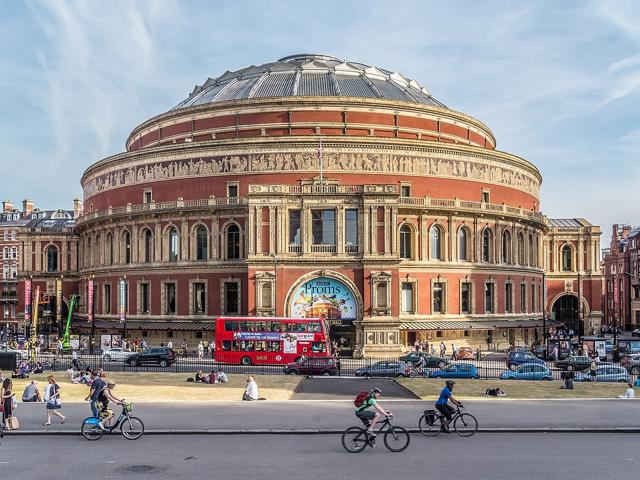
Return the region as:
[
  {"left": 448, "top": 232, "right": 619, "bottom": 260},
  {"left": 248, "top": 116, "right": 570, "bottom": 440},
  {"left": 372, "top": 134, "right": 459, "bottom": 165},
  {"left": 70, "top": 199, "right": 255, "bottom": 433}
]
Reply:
[{"left": 4, "top": 427, "right": 640, "bottom": 436}]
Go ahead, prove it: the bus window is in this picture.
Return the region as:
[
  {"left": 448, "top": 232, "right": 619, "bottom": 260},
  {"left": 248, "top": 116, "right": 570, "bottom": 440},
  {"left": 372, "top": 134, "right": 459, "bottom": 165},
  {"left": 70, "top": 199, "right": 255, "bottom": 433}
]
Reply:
[
  {"left": 312, "top": 342, "right": 326, "bottom": 353},
  {"left": 231, "top": 341, "right": 240, "bottom": 351},
  {"left": 294, "top": 323, "right": 306, "bottom": 332},
  {"left": 267, "top": 341, "right": 281, "bottom": 352},
  {"left": 224, "top": 321, "right": 234, "bottom": 331},
  {"left": 222, "top": 340, "right": 232, "bottom": 351},
  {"left": 254, "top": 341, "right": 266, "bottom": 351},
  {"left": 241, "top": 341, "right": 254, "bottom": 351},
  {"left": 309, "top": 322, "right": 321, "bottom": 333},
  {"left": 240, "top": 322, "right": 250, "bottom": 331}
]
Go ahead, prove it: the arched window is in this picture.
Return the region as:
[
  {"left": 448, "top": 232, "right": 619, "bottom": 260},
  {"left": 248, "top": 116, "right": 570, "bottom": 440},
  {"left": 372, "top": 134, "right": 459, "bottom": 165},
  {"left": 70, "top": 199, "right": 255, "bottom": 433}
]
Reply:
[
  {"left": 430, "top": 225, "right": 443, "bottom": 260},
  {"left": 46, "top": 245, "right": 58, "bottom": 272},
  {"left": 517, "top": 233, "right": 525, "bottom": 265},
  {"left": 482, "top": 228, "right": 493, "bottom": 262},
  {"left": 143, "top": 229, "right": 153, "bottom": 263},
  {"left": 94, "top": 234, "right": 101, "bottom": 266},
  {"left": 196, "top": 226, "right": 208, "bottom": 261},
  {"left": 226, "top": 224, "right": 241, "bottom": 260},
  {"left": 529, "top": 234, "right": 536, "bottom": 267},
  {"left": 399, "top": 225, "right": 412, "bottom": 259},
  {"left": 123, "top": 231, "right": 131, "bottom": 264},
  {"left": 561, "top": 245, "right": 572, "bottom": 271},
  {"left": 458, "top": 227, "right": 469, "bottom": 261},
  {"left": 107, "top": 233, "right": 114, "bottom": 265},
  {"left": 168, "top": 228, "right": 179, "bottom": 261},
  {"left": 502, "top": 230, "right": 511, "bottom": 264},
  {"left": 86, "top": 237, "right": 92, "bottom": 267}
]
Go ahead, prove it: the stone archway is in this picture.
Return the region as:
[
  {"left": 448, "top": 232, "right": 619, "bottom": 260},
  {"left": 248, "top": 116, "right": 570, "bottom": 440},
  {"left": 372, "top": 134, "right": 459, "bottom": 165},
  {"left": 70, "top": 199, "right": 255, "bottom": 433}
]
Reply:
[{"left": 551, "top": 294, "right": 582, "bottom": 335}]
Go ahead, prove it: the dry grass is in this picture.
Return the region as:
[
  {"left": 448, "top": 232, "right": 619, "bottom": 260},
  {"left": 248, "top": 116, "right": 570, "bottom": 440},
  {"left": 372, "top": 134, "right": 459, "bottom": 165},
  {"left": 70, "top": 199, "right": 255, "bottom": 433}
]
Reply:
[
  {"left": 397, "top": 378, "right": 633, "bottom": 400},
  {"left": 10, "top": 373, "right": 302, "bottom": 402}
]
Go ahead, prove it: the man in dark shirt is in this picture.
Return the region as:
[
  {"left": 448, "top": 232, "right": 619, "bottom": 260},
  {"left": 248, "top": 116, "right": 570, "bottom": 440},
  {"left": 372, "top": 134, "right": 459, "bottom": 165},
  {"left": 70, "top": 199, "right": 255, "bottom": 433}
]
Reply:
[
  {"left": 435, "top": 380, "right": 462, "bottom": 432},
  {"left": 85, "top": 370, "right": 105, "bottom": 417}
]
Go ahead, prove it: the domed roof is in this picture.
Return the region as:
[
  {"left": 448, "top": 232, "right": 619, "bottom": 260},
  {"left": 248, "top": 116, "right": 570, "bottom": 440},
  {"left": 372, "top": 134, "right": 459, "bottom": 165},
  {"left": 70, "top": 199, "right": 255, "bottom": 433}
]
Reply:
[{"left": 173, "top": 54, "right": 446, "bottom": 110}]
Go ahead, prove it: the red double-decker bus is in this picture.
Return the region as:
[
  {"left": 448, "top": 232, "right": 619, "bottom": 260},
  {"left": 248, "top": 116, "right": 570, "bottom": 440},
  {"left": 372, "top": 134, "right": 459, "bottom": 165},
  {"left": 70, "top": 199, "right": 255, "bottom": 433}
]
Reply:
[{"left": 213, "top": 316, "right": 332, "bottom": 365}]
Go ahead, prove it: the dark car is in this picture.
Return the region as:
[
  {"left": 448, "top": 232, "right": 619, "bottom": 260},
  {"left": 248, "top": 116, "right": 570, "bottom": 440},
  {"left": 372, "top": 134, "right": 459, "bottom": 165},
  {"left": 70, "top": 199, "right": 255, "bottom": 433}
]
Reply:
[
  {"left": 399, "top": 352, "right": 449, "bottom": 369},
  {"left": 531, "top": 345, "right": 546, "bottom": 359},
  {"left": 355, "top": 360, "right": 410, "bottom": 378},
  {"left": 506, "top": 350, "right": 544, "bottom": 370},
  {"left": 283, "top": 357, "right": 337, "bottom": 376},
  {"left": 554, "top": 355, "right": 593, "bottom": 372},
  {"left": 126, "top": 347, "right": 176, "bottom": 367}
]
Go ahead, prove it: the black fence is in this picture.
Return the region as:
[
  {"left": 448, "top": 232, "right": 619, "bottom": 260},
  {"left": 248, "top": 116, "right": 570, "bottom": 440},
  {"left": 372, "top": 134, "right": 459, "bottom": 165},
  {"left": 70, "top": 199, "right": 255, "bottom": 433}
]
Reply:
[{"left": 6, "top": 350, "right": 639, "bottom": 384}]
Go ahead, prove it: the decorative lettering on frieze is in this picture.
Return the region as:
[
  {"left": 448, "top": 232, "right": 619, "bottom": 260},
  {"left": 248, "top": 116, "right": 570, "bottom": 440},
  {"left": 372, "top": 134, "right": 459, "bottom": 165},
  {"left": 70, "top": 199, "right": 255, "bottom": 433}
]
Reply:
[{"left": 84, "top": 151, "right": 540, "bottom": 199}]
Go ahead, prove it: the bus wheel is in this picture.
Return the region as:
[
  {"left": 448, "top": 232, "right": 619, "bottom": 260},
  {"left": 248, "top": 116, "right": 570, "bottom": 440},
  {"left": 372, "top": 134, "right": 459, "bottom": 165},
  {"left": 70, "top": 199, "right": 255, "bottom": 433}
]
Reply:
[{"left": 241, "top": 356, "right": 252, "bottom": 366}]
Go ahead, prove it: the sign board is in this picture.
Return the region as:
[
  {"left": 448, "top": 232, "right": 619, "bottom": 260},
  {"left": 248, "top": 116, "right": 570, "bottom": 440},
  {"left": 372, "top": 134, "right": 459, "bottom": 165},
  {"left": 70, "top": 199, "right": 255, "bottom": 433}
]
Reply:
[
  {"left": 289, "top": 277, "right": 357, "bottom": 321},
  {"left": 24, "top": 279, "right": 32, "bottom": 322},
  {"left": 119, "top": 280, "right": 126, "bottom": 323},
  {"left": 55, "top": 279, "right": 62, "bottom": 322},
  {"left": 87, "top": 280, "right": 94, "bottom": 322}
]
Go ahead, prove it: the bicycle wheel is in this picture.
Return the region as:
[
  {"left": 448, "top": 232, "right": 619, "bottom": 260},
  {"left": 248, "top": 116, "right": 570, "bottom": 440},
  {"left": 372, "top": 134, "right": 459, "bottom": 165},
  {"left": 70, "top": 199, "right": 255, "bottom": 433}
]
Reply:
[
  {"left": 341, "top": 426, "right": 368, "bottom": 453},
  {"left": 384, "top": 426, "right": 410, "bottom": 452},
  {"left": 81, "top": 422, "right": 104, "bottom": 441},
  {"left": 453, "top": 413, "right": 478, "bottom": 437},
  {"left": 120, "top": 416, "right": 145, "bottom": 440},
  {"left": 418, "top": 414, "right": 442, "bottom": 437}
]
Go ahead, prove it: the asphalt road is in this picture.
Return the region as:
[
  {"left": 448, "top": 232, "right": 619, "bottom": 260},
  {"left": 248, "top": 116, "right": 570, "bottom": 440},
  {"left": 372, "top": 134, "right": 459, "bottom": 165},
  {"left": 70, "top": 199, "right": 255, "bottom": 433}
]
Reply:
[{"left": 0, "top": 433, "right": 637, "bottom": 479}]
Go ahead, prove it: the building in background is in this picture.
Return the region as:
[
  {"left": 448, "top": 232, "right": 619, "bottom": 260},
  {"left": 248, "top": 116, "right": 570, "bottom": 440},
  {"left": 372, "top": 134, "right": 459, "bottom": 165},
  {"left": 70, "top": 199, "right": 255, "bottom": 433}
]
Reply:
[{"left": 603, "top": 224, "right": 640, "bottom": 331}]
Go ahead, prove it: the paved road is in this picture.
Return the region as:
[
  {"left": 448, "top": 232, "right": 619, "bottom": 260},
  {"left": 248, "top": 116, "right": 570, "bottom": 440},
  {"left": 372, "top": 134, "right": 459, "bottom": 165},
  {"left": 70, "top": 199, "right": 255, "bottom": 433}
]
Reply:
[
  {"left": 0, "top": 433, "right": 636, "bottom": 479},
  {"left": 292, "top": 377, "right": 419, "bottom": 399},
  {"left": 6, "top": 398, "right": 640, "bottom": 434}
]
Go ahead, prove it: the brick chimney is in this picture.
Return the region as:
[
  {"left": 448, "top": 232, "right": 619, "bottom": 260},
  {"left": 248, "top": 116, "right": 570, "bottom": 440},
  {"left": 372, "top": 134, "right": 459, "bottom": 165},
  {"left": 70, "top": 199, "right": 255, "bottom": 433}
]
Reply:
[
  {"left": 2, "top": 201, "right": 13, "bottom": 213},
  {"left": 22, "top": 199, "right": 34, "bottom": 215},
  {"left": 73, "top": 198, "right": 83, "bottom": 218}
]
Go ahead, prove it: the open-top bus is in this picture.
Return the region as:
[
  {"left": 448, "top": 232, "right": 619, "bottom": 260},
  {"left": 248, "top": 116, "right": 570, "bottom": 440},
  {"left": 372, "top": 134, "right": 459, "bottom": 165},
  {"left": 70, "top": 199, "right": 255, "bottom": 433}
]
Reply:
[{"left": 213, "top": 316, "right": 332, "bottom": 365}]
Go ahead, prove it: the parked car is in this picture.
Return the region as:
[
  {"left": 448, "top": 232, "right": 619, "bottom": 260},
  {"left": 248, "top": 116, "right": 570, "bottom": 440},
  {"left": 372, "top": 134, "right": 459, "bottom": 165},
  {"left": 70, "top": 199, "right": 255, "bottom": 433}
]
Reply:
[
  {"left": 506, "top": 351, "right": 545, "bottom": 370},
  {"left": 455, "top": 347, "right": 476, "bottom": 360},
  {"left": 0, "top": 347, "right": 29, "bottom": 360},
  {"left": 101, "top": 347, "right": 135, "bottom": 362},
  {"left": 500, "top": 363, "right": 553, "bottom": 381},
  {"left": 283, "top": 357, "right": 337, "bottom": 376},
  {"left": 429, "top": 363, "right": 479, "bottom": 379},
  {"left": 554, "top": 355, "right": 593, "bottom": 372},
  {"left": 621, "top": 354, "right": 640, "bottom": 375},
  {"left": 125, "top": 347, "right": 176, "bottom": 367},
  {"left": 531, "top": 345, "right": 546, "bottom": 359},
  {"left": 399, "top": 352, "right": 449, "bottom": 368},
  {"left": 355, "top": 360, "right": 410, "bottom": 378},
  {"left": 575, "top": 366, "right": 630, "bottom": 383},
  {"left": 631, "top": 328, "right": 640, "bottom": 337}
]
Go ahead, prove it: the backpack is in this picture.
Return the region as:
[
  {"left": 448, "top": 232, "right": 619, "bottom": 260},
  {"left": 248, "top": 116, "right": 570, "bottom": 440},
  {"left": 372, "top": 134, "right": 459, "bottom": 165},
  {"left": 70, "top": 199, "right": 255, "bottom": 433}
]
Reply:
[{"left": 354, "top": 391, "right": 370, "bottom": 408}]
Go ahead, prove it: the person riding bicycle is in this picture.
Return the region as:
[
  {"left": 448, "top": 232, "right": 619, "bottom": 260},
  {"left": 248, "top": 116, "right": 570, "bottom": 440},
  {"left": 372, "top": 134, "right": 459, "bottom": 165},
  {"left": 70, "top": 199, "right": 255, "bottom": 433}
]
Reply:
[
  {"left": 355, "top": 386, "right": 391, "bottom": 437},
  {"left": 435, "top": 380, "right": 462, "bottom": 433},
  {"left": 414, "top": 354, "right": 426, "bottom": 375},
  {"left": 96, "top": 380, "right": 125, "bottom": 431}
]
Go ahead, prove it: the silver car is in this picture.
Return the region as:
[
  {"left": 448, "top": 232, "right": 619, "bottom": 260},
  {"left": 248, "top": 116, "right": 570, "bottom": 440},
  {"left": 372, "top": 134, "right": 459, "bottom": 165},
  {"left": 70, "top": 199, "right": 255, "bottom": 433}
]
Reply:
[
  {"left": 575, "top": 365, "right": 630, "bottom": 383},
  {"left": 101, "top": 347, "right": 135, "bottom": 362}
]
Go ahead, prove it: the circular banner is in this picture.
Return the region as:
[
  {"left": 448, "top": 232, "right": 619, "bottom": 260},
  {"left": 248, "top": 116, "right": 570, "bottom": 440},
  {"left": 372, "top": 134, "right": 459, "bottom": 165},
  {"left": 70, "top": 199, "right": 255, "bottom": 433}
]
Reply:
[{"left": 289, "top": 277, "right": 357, "bottom": 321}]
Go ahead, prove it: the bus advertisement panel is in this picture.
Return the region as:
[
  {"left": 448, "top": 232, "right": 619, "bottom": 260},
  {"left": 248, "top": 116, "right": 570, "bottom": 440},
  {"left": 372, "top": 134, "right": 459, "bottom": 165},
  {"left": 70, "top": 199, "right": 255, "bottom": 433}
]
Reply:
[{"left": 214, "top": 316, "right": 331, "bottom": 365}]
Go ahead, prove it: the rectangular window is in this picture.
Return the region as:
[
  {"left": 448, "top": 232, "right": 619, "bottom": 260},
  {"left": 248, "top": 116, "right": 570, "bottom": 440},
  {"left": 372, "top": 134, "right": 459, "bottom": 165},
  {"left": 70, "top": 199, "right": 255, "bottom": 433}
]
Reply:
[
  {"left": 400, "top": 185, "right": 411, "bottom": 197},
  {"left": 143, "top": 190, "right": 152, "bottom": 204},
  {"left": 433, "top": 282, "right": 444, "bottom": 313},
  {"left": 520, "top": 283, "right": 526, "bottom": 313},
  {"left": 312, "top": 209, "right": 335, "bottom": 245},
  {"left": 289, "top": 210, "right": 301, "bottom": 244},
  {"left": 193, "top": 282, "right": 206, "bottom": 314},
  {"left": 531, "top": 284, "right": 536, "bottom": 312},
  {"left": 224, "top": 282, "right": 240, "bottom": 314},
  {"left": 104, "top": 284, "right": 111, "bottom": 314},
  {"left": 461, "top": 283, "right": 471, "bottom": 314},
  {"left": 260, "top": 282, "right": 273, "bottom": 309},
  {"left": 376, "top": 282, "right": 388, "bottom": 308},
  {"left": 482, "top": 190, "right": 490, "bottom": 203},
  {"left": 505, "top": 283, "right": 513, "bottom": 313},
  {"left": 345, "top": 209, "right": 358, "bottom": 246},
  {"left": 140, "top": 283, "right": 150, "bottom": 314},
  {"left": 485, "top": 283, "right": 495, "bottom": 313},
  {"left": 401, "top": 282, "right": 414, "bottom": 314},
  {"left": 165, "top": 283, "right": 176, "bottom": 315},
  {"left": 227, "top": 184, "right": 238, "bottom": 198}
]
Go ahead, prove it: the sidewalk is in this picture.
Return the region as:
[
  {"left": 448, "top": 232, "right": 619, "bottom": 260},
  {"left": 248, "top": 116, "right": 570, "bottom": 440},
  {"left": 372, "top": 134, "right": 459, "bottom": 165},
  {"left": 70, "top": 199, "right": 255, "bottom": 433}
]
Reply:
[{"left": 6, "top": 398, "right": 640, "bottom": 435}]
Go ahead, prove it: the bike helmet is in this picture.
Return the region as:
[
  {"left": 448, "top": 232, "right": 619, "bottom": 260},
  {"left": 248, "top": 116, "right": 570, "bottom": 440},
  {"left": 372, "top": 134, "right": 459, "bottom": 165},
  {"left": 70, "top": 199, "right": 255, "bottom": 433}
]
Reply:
[
  {"left": 371, "top": 386, "right": 382, "bottom": 395},
  {"left": 445, "top": 380, "right": 456, "bottom": 388}
]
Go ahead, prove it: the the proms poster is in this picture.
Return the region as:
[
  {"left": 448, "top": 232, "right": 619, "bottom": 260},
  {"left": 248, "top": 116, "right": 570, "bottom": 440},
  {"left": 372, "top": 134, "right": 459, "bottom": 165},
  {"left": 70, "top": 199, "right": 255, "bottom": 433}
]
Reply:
[{"left": 289, "top": 277, "right": 356, "bottom": 322}]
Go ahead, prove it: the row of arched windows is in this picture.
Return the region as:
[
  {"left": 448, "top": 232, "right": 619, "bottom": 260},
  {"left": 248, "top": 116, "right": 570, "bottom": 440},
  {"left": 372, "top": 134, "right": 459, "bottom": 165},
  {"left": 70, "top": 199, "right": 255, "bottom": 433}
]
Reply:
[
  {"left": 399, "top": 224, "right": 540, "bottom": 267},
  {"left": 81, "top": 223, "right": 242, "bottom": 268}
]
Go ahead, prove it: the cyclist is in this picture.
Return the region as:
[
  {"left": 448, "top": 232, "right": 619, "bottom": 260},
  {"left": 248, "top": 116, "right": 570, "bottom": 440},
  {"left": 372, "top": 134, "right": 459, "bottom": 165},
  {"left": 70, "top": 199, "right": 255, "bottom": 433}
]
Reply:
[
  {"left": 435, "top": 380, "right": 462, "bottom": 433},
  {"left": 413, "top": 354, "right": 426, "bottom": 376},
  {"left": 96, "top": 380, "right": 125, "bottom": 431},
  {"left": 355, "top": 386, "right": 391, "bottom": 437}
]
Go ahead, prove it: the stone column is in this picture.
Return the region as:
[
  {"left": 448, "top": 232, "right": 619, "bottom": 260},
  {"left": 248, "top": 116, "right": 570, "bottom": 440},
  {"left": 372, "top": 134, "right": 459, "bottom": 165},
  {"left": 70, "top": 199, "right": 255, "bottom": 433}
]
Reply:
[
  {"left": 211, "top": 216, "right": 219, "bottom": 260},
  {"left": 363, "top": 205, "right": 370, "bottom": 254},
  {"left": 390, "top": 207, "right": 398, "bottom": 256},
  {"left": 247, "top": 207, "right": 256, "bottom": 255},
  {"left": 180, "top": 220, "right": 188, "bottom": 260},
  {"left": 154, "top": 223, "right": 161, "bottom": 262},
  {"left": 337, "top": 206, "right": 345, "bottom": 254},
  {"left": 384, "top": 207, "right": 391, "bottom": 255}
]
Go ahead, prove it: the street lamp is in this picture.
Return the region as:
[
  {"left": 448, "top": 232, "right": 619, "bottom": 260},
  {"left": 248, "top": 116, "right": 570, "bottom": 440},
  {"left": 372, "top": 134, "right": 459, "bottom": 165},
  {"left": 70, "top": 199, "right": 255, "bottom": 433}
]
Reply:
[{"left": 269, "top": 253, "right": 277, "bottom": 316}]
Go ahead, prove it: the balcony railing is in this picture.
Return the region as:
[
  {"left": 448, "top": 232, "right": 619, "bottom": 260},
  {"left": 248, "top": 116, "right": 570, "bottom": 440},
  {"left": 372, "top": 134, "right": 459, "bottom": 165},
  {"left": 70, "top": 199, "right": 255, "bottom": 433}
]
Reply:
[
  {"left": 345, "top": 244, "right": 360, "bottom": 254},
  {"left": 311, "top": 244, "right": 337, "bottom": 254},
  {"left": 288, "top": 243, "right": 302, "bottom": 254}
]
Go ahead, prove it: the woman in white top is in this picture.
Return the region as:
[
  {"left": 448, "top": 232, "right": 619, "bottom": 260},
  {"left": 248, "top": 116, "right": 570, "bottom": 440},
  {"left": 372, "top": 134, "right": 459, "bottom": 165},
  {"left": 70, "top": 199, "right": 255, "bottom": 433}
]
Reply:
[
  {"left": 618, "top": 383, "right": 635, "bottom": 399},
  {"left": 44, "top": 375, "right": 66, "bottom": 425},
  {"left": 243, "top": 375, "right": 259, "bottom": 400}
]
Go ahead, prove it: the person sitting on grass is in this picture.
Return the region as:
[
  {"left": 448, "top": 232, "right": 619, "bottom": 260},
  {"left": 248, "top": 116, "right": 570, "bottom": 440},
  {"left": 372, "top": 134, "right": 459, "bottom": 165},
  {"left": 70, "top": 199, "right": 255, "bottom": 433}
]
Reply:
[
  {"left": 618, "top": 383, "right": 635, "bottom": 399},
  {"left": 195, "top": 370, "right": 209, "bottom": 383},
  {"left": 214, "top": 370, "right": 228, "bottom": 384},
  {"left": 22, "top": 380, "right": 42, "bottom": 402}
]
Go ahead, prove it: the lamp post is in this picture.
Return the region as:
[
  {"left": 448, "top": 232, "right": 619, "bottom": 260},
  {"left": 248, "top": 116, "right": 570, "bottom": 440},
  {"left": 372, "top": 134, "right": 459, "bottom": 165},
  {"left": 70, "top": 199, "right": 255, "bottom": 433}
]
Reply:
[
  {"left": 269, "top": 253, "right": 277, "bottom": 316},
  {"left": 542, "top": 271, "right": 547, "bottom": 346}
]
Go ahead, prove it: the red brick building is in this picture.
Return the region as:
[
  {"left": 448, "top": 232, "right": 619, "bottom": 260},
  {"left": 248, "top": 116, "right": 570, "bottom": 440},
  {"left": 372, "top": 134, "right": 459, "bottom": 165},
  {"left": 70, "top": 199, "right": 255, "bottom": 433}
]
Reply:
[{"left": 15, "top": 54, "right": 605, "bottom": 355}]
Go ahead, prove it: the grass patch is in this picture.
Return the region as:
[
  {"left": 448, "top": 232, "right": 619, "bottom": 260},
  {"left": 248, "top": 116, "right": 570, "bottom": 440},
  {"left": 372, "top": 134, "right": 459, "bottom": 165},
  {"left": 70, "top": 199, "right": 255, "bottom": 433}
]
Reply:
[
  {"left": 397, "top": 378, "right": 633, "bottom": 400},
  {"left": 10, "top": 373, "right": 302, "bottom": 402}
]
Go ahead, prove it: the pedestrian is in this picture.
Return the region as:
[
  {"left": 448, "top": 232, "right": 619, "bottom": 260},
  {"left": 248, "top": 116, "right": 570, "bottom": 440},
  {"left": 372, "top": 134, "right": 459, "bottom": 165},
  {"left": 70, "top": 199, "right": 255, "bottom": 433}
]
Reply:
[
  {"left": 590, "top": 359, "right": 597, "bottom": 379},
  {"left": 57, "top": 339, "right": 63, "bottom": 357},
  {"left": 208, "top": 340, "right": 215, "bottom": 357},
  {"left": 44, "top": 375, "right": 66, "bottom": 425},
  {"left": 1, "top": 378, "right": 18, "bottom": 430},
  {"left": 335, "top": 354, "right": 341, "bottom": 377},
  {"left": 553, "top": 345, "right": 559, "bottom": 361},
  {"left": 430, "top": 344, "right": 436, "bottom": 355},
  {"left": 85, "top": 370, "right": 105, "bottom": 417},
  {"left": 439, "top": 342, "right": 446, "bottom": 358},
  {"left": 167, "top": 339, "right": 173, "bottom": 350},
  {"left": 451, "top": 343, "right": 458, "bottom": 360},
  {"left": 197, "top": 341, "right": 204, "bottom": 360},
  {"left": 242, "top": 375, "right": 259, "bottom": 401}
]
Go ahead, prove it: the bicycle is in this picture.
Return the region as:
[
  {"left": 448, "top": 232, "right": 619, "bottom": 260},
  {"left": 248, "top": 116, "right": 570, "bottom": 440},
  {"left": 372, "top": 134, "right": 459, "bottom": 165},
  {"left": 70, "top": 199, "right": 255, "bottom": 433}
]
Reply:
[
  {"left": 341, "top": 414, "right": 410, "bottom": 453},
  {"left": 418, "top": 404, "right": 478, "bottom": 437},
  {"left": 408, "top": 365, "right": 426, "bottom": 377},
  {"left": 81, "top": 402, "right": 144, "bottom": 441}
]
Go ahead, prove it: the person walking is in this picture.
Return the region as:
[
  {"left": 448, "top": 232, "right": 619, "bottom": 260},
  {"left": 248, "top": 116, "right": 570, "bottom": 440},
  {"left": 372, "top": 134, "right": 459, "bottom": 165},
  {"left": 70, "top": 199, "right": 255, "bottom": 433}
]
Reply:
[
  {"left": 44, "top": 375, "right": 66, "bottom": 425},
  {"left": 85, "top": 370, "right": 105, "bottom": 417},
  {"left": 439, "top": 342, "right": 446, "bottom": 358},
  {"left": 197, "top": 341, "right": 204, "bottom": 360},
  {"left": 451, "top": 343, "right": 458, "bottom": 360},
  {"left": 1, "top": 378, "right": 17, "bottom": 430}
]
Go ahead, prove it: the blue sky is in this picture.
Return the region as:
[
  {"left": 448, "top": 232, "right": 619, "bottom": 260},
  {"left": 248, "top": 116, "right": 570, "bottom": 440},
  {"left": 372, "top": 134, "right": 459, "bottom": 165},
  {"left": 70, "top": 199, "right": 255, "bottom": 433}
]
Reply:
[{"left": 0, "top": 0, "right": 638, "bottom": 244}]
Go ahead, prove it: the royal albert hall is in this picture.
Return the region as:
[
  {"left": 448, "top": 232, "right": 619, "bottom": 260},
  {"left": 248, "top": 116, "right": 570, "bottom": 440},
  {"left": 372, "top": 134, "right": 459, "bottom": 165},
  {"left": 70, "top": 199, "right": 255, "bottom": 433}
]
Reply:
[{"left": 75, "top": 54, "right": 550, "bottom": 356}]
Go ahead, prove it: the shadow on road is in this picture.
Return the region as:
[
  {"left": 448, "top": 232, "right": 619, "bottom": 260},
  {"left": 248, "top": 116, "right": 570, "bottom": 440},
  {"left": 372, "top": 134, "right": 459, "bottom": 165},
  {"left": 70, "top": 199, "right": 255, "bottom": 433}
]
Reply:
[{"left": 292, "top": 377, "right": 420, "bottom": 400}]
